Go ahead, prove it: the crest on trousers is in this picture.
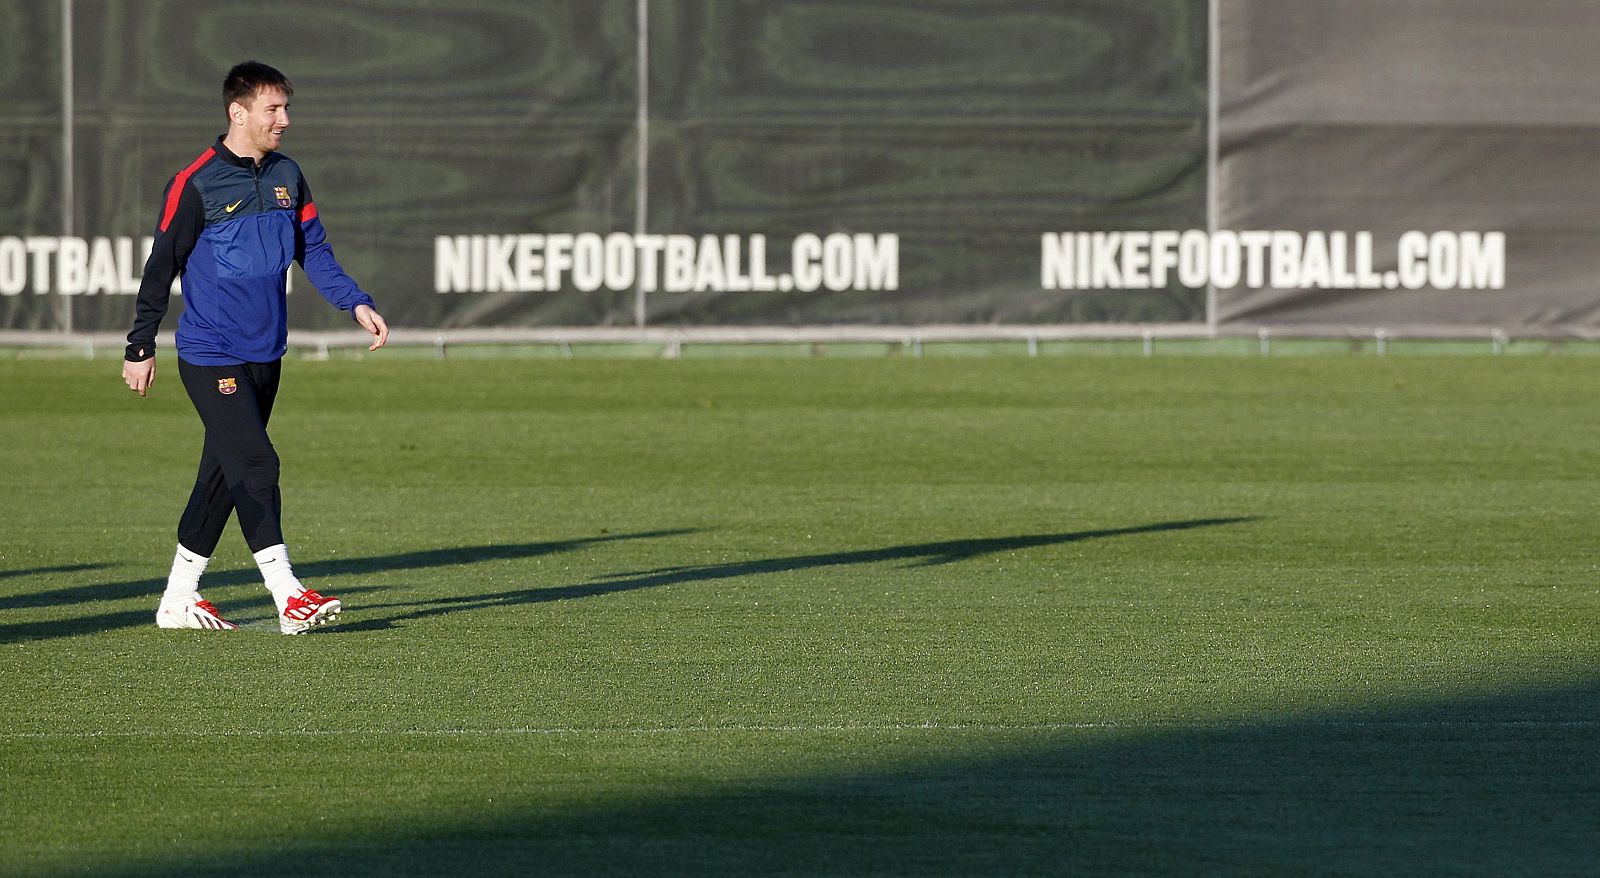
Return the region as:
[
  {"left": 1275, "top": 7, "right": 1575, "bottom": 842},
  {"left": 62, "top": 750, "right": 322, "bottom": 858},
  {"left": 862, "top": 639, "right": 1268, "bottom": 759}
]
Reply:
[
  {"left": 218, "top": 378, "right": 237, "bottom": 395},
  {"left": 274, "top": 186, "right": 292, "bottom": 208}
]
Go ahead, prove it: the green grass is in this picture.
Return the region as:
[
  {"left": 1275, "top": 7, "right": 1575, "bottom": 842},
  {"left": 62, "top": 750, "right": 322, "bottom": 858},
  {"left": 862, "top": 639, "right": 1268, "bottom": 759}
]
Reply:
[{"left": 2, "top": 356, "right": 1598, "bottom": 875}]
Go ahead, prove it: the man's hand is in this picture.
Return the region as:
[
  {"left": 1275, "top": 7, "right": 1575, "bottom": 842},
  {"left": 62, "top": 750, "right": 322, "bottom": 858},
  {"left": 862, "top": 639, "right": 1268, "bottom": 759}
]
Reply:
[
  {"left": 123, "top": 358, "right": 156, "bottom": 397},
  {"left": 354, "top": 303, "right": 389, "bottom": 352}
]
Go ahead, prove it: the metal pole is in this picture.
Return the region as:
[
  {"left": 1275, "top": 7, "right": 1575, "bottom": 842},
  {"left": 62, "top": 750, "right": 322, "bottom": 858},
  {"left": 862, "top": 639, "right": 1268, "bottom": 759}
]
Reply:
[
  {"left": 59, "top": 0, "right": 75, "bottom": 333},
  {"left": 633, "top": 0, "right": 650, "bottom": 328},
  {"left": 1205, "top": 0, "right": 1220, "bottom": 336}
]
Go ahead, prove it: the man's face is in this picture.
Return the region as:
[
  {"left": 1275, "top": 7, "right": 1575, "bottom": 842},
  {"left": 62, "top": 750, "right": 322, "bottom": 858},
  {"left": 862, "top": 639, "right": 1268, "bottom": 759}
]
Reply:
[{"left": 231, "top": 86, "right": 290, "bottom": 157}]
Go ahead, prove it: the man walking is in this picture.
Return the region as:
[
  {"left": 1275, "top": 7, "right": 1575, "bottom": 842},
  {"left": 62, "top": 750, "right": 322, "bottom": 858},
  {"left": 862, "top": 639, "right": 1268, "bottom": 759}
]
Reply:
[{"left": 122, "top": 61, "right": 388, "bottom": 634}]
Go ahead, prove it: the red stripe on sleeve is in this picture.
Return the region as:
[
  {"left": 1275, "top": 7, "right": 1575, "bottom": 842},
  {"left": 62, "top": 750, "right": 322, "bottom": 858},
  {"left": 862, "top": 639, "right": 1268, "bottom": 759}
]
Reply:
[
  {"left": 298, "top": 201, "right": 318, "bottom": 224},
  {"left": 159, "top": 148, "right": 216, "bottom": 232}
]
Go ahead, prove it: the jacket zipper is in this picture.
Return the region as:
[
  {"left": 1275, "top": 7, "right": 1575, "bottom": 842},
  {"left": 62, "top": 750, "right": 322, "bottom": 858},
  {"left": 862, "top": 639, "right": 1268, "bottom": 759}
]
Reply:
[{"left": 250, "top": 160, "right": 271, "bottom": 266}]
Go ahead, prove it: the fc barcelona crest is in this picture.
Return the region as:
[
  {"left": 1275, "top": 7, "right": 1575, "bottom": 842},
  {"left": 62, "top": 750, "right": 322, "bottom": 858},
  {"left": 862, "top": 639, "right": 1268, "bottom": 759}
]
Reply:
[
  {"left": 218, "top": 377, "right": 237, "bottom": 395},
  {"left": 274, "top": 186, "right": 292, "bottom": 208}
]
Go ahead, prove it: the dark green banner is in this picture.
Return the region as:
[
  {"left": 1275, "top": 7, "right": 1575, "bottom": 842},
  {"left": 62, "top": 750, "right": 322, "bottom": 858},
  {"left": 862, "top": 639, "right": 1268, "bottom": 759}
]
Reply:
[{"left": 3, "top": 0, "right": 1207, "bottom": 332}]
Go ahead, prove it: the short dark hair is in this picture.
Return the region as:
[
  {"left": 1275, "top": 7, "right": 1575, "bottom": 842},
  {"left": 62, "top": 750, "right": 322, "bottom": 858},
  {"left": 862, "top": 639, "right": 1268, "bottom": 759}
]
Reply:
[{"left": 223, "top": 61, "right": 293, "bottom": 114}]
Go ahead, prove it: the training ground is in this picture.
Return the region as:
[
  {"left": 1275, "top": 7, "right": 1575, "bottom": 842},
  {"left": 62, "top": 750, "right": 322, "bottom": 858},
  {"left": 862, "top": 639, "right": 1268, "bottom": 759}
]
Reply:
[{"left": 2, "top": 348, "right": 1598, "bottom": 875}]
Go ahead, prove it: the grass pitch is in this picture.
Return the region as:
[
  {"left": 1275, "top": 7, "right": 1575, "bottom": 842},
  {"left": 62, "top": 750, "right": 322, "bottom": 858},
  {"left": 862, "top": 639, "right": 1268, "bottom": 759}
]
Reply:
[{"left": 2, "top": 354, "right": 1598, "bottom": 875}]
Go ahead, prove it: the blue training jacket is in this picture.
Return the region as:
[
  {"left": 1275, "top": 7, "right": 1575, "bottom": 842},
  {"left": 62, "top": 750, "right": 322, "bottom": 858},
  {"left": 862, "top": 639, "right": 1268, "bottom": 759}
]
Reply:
[{"left": 125, "top": 136, "right": 374, "bottom": 365}]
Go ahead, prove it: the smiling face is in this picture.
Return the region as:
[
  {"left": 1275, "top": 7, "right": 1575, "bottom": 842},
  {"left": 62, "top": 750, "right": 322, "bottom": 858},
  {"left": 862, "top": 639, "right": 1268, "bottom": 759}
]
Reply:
[{"left": 225, "top": 86, "right": 290, "bottom": 161}]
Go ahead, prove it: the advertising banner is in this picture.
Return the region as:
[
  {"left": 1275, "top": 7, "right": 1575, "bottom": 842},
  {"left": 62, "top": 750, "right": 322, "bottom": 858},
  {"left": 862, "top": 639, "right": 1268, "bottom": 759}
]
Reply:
[
  {"left": 1212, "top": 0, "right": 1600, "bottom": 331},
  {"left": 6, "top": 1, "right": 1594, "bottom": 334},
  {"left": 0, "top": 0, "right": 1208, "bottom": 333}
]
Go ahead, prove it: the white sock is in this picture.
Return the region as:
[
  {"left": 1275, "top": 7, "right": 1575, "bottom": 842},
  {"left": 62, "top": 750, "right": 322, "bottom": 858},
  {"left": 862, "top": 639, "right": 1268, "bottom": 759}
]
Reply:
[
  {"left": 160, "top": 545, "right": 209, "bottom": 606},
  {"left": 252, "top": 544, "right": 304, "bottom": 606}
]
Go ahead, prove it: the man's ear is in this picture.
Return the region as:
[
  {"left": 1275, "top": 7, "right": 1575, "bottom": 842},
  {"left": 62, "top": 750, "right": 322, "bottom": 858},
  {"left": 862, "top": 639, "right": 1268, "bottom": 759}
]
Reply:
[{"left": 229, "top": 101, "right": 247, "bottom": 125}]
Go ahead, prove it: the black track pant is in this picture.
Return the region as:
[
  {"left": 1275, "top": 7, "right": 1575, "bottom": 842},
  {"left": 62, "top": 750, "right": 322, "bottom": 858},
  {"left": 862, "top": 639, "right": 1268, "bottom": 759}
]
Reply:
[{"left": 176, "top": 358, "right": 284, "bottom": 556}]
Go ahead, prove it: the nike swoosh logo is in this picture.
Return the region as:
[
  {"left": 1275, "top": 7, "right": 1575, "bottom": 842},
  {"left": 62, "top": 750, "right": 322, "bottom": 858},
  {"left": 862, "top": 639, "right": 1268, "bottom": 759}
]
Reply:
[{"left": 224, "top": 200, "right": 243, "bottom": 213}]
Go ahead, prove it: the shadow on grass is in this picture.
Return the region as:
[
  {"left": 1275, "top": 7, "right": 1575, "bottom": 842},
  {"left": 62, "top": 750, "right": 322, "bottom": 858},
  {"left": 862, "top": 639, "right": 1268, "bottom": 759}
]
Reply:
[
  {"left": 1, "top": 521, "right": 1250, "bottom": 642},
  {"left": 0, "top": 563, "right": 111, "bottom": 581},
  {"left": 352, "top": 517, "right": 1259, "bottom": 628},
  {"left": 46, "top": 679, "right": 1600, "bottom": 876},
  {"left": 0, "top": 531, "right": 693, "bottom": 643}
]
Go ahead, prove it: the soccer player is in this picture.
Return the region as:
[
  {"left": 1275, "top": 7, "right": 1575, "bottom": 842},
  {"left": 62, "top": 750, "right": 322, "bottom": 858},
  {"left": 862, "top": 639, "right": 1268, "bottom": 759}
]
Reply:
[{"left": 122, "top": 61, "right": 388, "bottom": 634}]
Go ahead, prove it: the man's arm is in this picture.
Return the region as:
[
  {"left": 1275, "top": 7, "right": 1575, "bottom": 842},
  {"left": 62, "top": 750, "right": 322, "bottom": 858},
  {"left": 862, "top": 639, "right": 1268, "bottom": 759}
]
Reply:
[
  {"left": 294, "top": 174, "right": 386, "bottom": 351},
  {"left": 293, "top": 175, "right": 374, "bottom": 311},
  {"left": 123, "top": 177, "right": 203, "bottom": 396}
]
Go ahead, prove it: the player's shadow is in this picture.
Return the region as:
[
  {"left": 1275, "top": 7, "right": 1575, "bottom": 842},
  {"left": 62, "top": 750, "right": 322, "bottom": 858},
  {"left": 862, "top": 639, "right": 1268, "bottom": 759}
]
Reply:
[
  {"left": 0, "top": 530, "right": 695, "bottom": 643},
  {"left": 1, "top": 520, "right": 1254, "bottom": 641},
  {"left": 0, "top": 563, "right": 110, "bottom": 582},
  {"left": 349, "top": 517, "right": 1258, "bottom": 629}
]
